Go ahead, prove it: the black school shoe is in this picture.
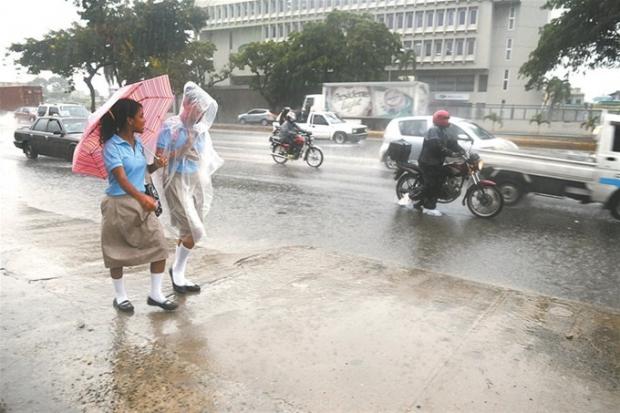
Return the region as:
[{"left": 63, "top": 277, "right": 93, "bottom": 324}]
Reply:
[
  {"left": 169, "top": 268, "right": 201, "bottom": 294},
  {"left": 113, "top": 298, "right": 134, "bottom": 313},
  {"left": 147, "top": 296, "right": 178, "bottom": 311}
]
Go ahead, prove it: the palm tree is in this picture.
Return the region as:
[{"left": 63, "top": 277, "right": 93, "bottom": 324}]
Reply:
[
  {"left": 483, "top": 112, "right": 503, "bottom": 131},
  {"left": 397, "top": 49, "right": 417, "bottom": 80},
  {"left": 580, "top": 114, "right": 600, "bottom": 132},
  {"left": 529, "top": 113, "right": 550, "bottom": 134},
  {"left": 542, "top": 76, "right": 571, "bottom": 121}
]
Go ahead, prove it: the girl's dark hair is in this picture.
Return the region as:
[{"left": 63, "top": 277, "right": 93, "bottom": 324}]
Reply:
[{"left": 100, "top": 98, "right": 143, "bottom": 144}]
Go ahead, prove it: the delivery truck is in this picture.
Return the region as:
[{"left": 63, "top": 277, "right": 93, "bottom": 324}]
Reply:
[{"left": 301, "top": 81, "right": 430, "bottom": 129}]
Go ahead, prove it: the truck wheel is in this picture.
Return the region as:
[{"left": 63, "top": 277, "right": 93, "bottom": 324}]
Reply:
[
  {"left": 24, "top": 142, "right": 38, "bottom": 160},
  {"left": 610, "top": 192, "right": 620, "bottom": 220},
  {"left": 333, "top": 132, "right": 347, "bottom": 144},
  {"left": 497, "top": 180, "right": 523, "bottom": 205}
]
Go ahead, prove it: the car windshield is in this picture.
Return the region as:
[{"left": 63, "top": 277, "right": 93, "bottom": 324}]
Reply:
[
  {"left": 63, "top": 119, "right": 87, "bottom": 134},
  {"left": 324, "top": 112, "right": 344, "bottom": 124},
  {"left": 458, "top": 121, "right": 495, "bottom": 140},
  {"left": 60, "top": 106, "right": 90, "bottom": 117}
]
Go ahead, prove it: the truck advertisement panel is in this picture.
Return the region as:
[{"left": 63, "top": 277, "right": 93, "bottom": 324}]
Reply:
[{"left": 324, "top": 82, "right": 429, "bottom": 119}]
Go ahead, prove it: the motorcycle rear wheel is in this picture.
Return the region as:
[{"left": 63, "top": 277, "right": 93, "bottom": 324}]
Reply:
[
  {"left": 466, "top": 186, "right": 503, "bottom": 218},
  {"left": 395, "top": 172, "right": 422, "bottom": 200},
  {"left": 271, "top": 144, "right": 288, "bottom": 164}
]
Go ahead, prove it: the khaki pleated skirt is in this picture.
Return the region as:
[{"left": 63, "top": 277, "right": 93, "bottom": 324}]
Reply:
[
  {"left": 164, "top": 172, "right": 204, "bottom": 239},
  {"left": 100, "top": 195, "right": 168, "bottom": 268}
]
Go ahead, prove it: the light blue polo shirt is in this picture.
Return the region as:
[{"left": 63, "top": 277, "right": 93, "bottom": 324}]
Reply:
[
  {"left": 157, "top": 125, "right": 204, "bottom": 174},
  {"left": 103, "top": 134, "right": 147, "bottom": 196}
]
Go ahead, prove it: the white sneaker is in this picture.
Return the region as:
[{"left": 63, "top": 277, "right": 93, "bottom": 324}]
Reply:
[
  {"left": 398, "top": 195, "right": 413, "bottom": 207},
  {"left": 423, "top": 208, "right": 443, "bottom": 216}
]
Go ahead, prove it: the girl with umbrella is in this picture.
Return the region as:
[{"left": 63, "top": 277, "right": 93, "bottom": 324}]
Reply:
[
  {"left": 155, "top": 82, "right": 223, "bottom": 293},
  {"left": 100, "top": 98, "right": 177, "bottom": 312}
]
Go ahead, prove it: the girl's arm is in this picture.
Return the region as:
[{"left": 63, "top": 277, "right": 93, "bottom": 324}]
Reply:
[{"left": 111, "top": 167, "right": 156, "bottom": 211}]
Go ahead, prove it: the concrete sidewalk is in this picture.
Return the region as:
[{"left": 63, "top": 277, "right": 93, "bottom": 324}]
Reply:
[
  {"left": 211, "top": 123, "right": 597, "bottom": 151},
  {"left": 1, "top": 203, "right": 618, "bottom": 412}
]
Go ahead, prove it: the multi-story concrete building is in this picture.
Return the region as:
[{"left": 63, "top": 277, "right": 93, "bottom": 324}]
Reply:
[{"left": 197, "top": 0, "right": 548, "bottom": 108}]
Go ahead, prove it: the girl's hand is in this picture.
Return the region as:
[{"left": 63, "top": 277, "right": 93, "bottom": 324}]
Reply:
[
  {"left": 138, "top": 194, "right": 157, "bottom": 212},
  {"left": 154, "top": 155, "right": 168, "bottom": 169}
]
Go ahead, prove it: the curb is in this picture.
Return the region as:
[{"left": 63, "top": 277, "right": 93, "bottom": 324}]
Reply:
[{"left": 211, "top": 123, "right": 596, "bottom": 151}]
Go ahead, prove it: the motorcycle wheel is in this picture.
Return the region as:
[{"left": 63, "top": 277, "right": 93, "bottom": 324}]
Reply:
[
  {"left": 466, "top": 186, "right": 504, "bottom": 218},
  {"left": 271, "top": 144, "right": 288, "bottom": 164},
  {"left": 305, "top": 147, "right": 324, "bottom": 168},
  {"left": 395, "top": 172, "right": 422, "bottom": 200}
]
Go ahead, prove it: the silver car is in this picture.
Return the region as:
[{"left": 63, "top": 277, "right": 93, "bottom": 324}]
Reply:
[
  {"left": 379, "top": 115, "right": 519, "bottom": 168},
  {"left": 238, "top": 108, "right": 276, "bottom": 126}
]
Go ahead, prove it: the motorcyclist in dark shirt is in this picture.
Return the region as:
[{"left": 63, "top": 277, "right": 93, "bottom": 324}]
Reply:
[
  {"left": 278, "top": 111, "right": 305, "bottom": 157},
  {"left": 413, "top": 110, "right": 466, "bottom": 216}
]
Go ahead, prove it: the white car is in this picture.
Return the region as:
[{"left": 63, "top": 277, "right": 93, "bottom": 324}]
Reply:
[{"left": 379, "top": 115, "right": 519, "bottom": 168}]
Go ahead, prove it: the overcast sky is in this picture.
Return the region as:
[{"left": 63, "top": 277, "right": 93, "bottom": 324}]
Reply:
[{"left": 1, "top": 0, "right": 619, "bottom": 101}]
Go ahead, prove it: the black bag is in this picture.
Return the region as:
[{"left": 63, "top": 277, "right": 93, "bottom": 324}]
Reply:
[
  {"left": 145, "top": 176, "right": 163, "bottom": 217},
  {"left": 387, "top": 139, "right": 412, "bottom": 163}
]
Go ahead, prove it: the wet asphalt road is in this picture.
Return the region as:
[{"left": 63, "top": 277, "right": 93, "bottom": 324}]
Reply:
[{"left": 1, "top": 119, "right": 619, "bottom": 309}]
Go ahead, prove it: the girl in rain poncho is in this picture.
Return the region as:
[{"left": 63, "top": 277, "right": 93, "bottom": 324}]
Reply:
[{"left": 155, "top": 82, "right": 223, "bottom": 293}]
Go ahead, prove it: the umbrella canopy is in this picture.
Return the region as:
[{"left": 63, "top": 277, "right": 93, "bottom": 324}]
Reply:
[{"left": 72, "top": 75, "right": 174, "bottom": 179}]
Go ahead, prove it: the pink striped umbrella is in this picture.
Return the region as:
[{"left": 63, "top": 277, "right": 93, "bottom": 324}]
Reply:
[{"left": 72, "top": 75, "right": 175, "bottom": 178}]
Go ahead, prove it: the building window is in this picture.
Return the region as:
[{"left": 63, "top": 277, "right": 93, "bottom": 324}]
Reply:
[
  {"left": 317, "top": 0, "right": 324, "bottom": 7},
  {"left": 505, "top": 38, "right": 512, "bottom": 60},
  {"left": 386, "top": 14, "right": 394, "bottom": 29},
  {"left": 406, "top": 12, "right": 414, "bottom": 28},
  {"left": 455, "top": 38, "right": 464, "bottom": 55},
  {"left": 397, "top": 13, "right": 404, "bottom": 29},
  {"left": 334, "top": 0, "right": 340, "bottom": 6},
  {"left": 458, "top": 8, "right": 467, "bottom": 26},
  {"left": 264, "top": 25, "right": 269, "bottom": 39},
  {"left": 426, "top": 10, "right": 434, "bottom": 28},
  {"left": 446, "top": 9, "right": 455, "bottom": 27},
  {"left": 445, "top": 39, "right": 453, "bottom": 56},
  {"left": 271, "top": 25, "right": 276, "bottom": 37},
  {"left": 415, "top": 11, "right": 424, "bottom": 29},
  {"left": 469, "top": 7, "right": 478, "bottom": 25},
  {"left": 503, "top": 70, "right": 510, "bottom": 90},
  {"left": 434, "top": 39, "right": 443, "bottom": 56},
  {"left": 508, "top": 6, "right": 516, "bottom": 30},
  {"left": 466, "top": 38, "right": 475, "bottom": 56},
  {"left": 478, "top": 75, "right": 488, "bottom": 92},
  {"left": 376, "top": 14, "right": 384, "bottom": 24},
  {"left": 424, "top": 40, "right": 432, "bottom": 57},
  {"left": 413, "top": 40, "right": 422, "bottom": 57},
  {"left": 404, "top": 40, "right": 413, "bottom": 50},
  {"left": 436, "top": 10, "right": 445, "bottom": 27}
]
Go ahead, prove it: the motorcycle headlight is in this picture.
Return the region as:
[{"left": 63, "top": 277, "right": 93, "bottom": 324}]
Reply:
[{"left": 478, "top": 160, "right": 484, "bottom": 170}]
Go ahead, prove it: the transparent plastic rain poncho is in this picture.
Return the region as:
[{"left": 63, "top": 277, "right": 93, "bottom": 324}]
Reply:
[{"left": 153, "top": 82, "right": 223, "bottom": 243}]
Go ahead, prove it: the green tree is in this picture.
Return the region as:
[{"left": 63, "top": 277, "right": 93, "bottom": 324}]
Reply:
[
  {"left": 232, "top": 11, "right": 402, "bottom": 109},
  {"left": 529, "top": 113, "right": 551, "bottom": 134},
  {"left": 520, "top": 0, "right": 620, "bottom": 89},
  {"left": 230, "top": 41, "right": 291, "bottom": 109},
  {"left": 10, "top": 0, "right": 214, "bottom": 109},
  {"left": 396, "top": 49, "right": 417, "bottom": 80},
  {"left": 483, "top": 113, "right": 503, "bottom": 131},
  {"left": 580, "top": 113, "right": 600, "bottom": 132},
  {"left": 9, "top": 24, "right": 110, "bottom": 111}
]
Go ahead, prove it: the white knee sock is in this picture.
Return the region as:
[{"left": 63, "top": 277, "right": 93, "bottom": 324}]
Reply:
[
  {"left": 150, "top": 272, "right": 166, "bottom": 302},
  {"left": 112, "top": 278, "right": 128, "bottom": 303},
  {"left": 172, "top": 244, "right": 191, "bottom": 285}
]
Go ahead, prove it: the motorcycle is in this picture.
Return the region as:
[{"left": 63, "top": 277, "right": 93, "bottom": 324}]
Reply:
[
  {"left": 269, "top": 128, "right": 324, "bottom": 168},
  {"left": 394, "top": 147, "right": 504, "bottom": 218}
]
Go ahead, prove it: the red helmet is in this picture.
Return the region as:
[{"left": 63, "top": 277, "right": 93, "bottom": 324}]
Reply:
[{"left": 432, "top": 110, "right": 450, "bottom": 127}]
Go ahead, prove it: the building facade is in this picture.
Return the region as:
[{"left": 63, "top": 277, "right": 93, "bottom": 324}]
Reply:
[{"left": 197, "top": 0, "right": 548, "bottom": 107}]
